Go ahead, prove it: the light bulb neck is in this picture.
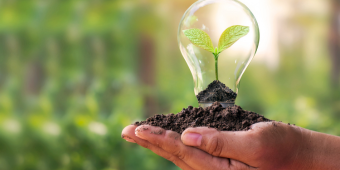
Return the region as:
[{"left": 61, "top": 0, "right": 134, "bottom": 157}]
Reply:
[{"left": 199, "top": 102, "right": 235, "bottom": 108}]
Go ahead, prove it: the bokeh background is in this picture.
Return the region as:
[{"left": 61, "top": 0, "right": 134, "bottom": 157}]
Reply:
[{"left": 0, "top": 0, "right": 339, "bottom": 169}]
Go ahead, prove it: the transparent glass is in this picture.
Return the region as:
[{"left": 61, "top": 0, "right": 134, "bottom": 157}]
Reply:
[{"left": 178, "top": 0, "right": 260, "bottom": 105}]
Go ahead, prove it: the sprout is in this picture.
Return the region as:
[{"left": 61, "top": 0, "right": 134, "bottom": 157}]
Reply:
[{"left": 183, "top": 25, "right": 249, "bottom": 80}]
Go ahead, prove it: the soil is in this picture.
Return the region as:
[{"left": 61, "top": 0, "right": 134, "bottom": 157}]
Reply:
[
  {"left": 196, "top": 80, "right": 237, "bottom": 103},
  {"left": 134, "top": 102, "right": 271, "bottom": 134}
]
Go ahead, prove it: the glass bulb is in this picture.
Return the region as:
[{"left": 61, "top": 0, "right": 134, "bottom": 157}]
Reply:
[{"left": 178, "top": 0, "right": 260, "bottom": 107}]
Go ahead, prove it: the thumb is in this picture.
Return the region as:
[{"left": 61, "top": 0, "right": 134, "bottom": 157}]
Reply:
[{"left": 181, "top": 127, "right": 256, "bottom": 162}]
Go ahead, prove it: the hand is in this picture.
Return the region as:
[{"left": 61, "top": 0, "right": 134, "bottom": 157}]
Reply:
[{"left": 122, "top": 122, "right": 340, "bottom": 170}]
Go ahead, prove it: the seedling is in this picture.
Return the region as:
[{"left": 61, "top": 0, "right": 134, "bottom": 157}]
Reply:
[{"left": 183, "top": 25, "right": 249, "bottom": 80}]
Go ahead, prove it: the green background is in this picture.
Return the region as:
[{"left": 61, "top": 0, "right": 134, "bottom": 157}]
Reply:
[{"left": 0, "top": 0, "right": 339, "bottom": 169}]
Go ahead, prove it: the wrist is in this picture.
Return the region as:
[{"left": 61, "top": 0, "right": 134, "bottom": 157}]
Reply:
[
  {"left": 280, "top": 127, "right": 315, "bottom": 170},
  {"left": 299, "top": 129, "right": 340, "bottom": 170}
]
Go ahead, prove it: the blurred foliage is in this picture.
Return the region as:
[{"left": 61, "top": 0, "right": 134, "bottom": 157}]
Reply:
[{"left": 0, "top": 0, "right": 339, "bottom": 169}]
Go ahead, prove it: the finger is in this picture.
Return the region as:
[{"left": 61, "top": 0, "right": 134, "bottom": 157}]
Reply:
[
  {"left": 135, "top": 125, "right": 252, "bottom": 170},
  {"left": 181, "top": 127, "right": 257, "bottom": 163},
  {"left": 122, "top": 125, "right": 194, "bottom": 170},
  {"left": 250, "top": 121, "right": 278, "bottom": 129}
]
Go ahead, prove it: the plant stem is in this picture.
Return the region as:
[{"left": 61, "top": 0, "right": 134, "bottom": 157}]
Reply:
[{"left": 214, "top": 54, "right": 219, "bottom": 80}]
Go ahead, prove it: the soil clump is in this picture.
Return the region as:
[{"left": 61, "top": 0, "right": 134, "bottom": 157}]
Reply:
[
  {"left": 134, "top": 102, "right": 271, "bottom": 134},
  {"left": 196, "top": 80, "right": 237, "bottom": 103}
]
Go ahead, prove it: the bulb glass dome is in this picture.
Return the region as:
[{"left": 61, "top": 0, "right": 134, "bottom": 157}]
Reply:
[{"left": 178, "top": 0, "right": 260, "bottom": 107}]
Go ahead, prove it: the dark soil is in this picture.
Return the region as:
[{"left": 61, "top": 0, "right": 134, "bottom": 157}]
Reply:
[
  {"left": 134, "top": 102, "right": 271, "bottom": 134},
  {"left": 196, "top": 80, "right": 237, "bottom": 103}
]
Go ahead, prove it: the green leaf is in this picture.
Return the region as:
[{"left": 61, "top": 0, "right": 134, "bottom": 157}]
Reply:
[
  {"left": 217, "top": 25, "right": 249, "bottom": 53},
  {"left": 183, "top": 29, "right": 214, "bottom": 53}
]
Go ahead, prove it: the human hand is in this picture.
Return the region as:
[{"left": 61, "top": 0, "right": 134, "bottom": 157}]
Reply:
[{"left": 122, "top": 122, "right": 340, "bottom": 170}]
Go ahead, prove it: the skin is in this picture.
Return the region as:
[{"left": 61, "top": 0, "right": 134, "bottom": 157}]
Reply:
[{"left": 121, "top": 122, "right": 340, "bottom": 170}]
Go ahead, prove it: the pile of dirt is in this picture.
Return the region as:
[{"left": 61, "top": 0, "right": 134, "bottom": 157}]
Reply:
[
  {"left": 134, "top": 102, "right": 271, "bottom": 134},
  {"left": 196, "top": 80, "right": 237, "bottom": 103}
]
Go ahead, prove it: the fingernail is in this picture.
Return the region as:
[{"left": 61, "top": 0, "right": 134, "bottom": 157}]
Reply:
[
  {"left": 135, "top": 126, "right": 148, "bottom": 140},
  {"left": 182, "top": 133, "right": 202, "bottom": 146},
  {"left": 135, "top": 132, "right": 147, "bottom": 140},
  {"left": 122, "top": 135, "right": 136, "bottom": 143}
]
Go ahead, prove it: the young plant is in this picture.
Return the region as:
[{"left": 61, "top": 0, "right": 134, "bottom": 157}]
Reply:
[{"left": 183, "top": 25, "right": 249, "bottom": 80}]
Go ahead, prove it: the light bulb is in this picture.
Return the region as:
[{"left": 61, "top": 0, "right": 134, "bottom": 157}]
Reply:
[{"left": 178, "top": 0, "right": 260, "bottom": 108}]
